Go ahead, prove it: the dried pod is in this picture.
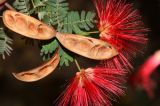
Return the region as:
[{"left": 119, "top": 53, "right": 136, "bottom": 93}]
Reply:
[
  {"left": 0, "top": 0, "right": 6, "bottom": 4},
  {"left": 0, "top": 0, "right": 6, "bottom": 9},
  {"left": 12, "top": 50, "right": 60, "bottom": 82},
  {"left": 56, "top": 33, "right": 118, "bottom": 60},
  {"left": 3, "top": 10, "right": 56, "bottom": 40}
]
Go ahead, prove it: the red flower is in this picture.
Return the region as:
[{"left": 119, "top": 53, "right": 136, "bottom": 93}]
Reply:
[
  {"left": 131, "top": 50, "right": 160, "bottom": 98},
  {"left": 93, "top": 0, "right": 148, "bottom": 70},
  {"left": 57, "top": 68, "right": 126, "bottom": 106}
]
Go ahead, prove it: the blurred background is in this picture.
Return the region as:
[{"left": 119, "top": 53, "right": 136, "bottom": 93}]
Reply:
[{"left": 0, "top": 0, "right": 160, "bottom": 106}]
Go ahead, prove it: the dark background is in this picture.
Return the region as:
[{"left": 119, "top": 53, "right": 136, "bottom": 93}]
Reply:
[{"left": 0, "top": 0, "right": 160, "bottom": 106}]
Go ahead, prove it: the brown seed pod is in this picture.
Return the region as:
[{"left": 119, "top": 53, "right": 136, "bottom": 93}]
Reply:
[
  {"left": 12, "top": 50, "right": 60, "bottom": 82},
  {"left": 0, "top": 0, "right": 6, "bottom": 4},
  {"left": 3, "top": 10, "right": 56, "bottom": 40},
  {"left": 56, "top": 33, "right": 118, "bottom": 60},
  {"left": 0, "top": 0, "right": 6, "bottom": 9}
]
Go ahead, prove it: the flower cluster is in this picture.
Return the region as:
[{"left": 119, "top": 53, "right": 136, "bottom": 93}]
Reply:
[
  {"left": 131, "top": 50, "right": 160, "bottom": 98},
  {"left": 57, "top": 68, "right": 126, "bottom": 106},
  {"left": 0, "top": 0, "right": 149, "bottom": 105},
  {"left": 93, "top": 0, "right": 148, "bottom": 70},
  {"left": 57, "top": 0, "right": 148, "bottom": 105}
]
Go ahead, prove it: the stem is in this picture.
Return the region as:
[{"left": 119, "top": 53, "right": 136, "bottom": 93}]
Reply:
[
  {"left": 87, "top": 31, "right": 99, "bottom": 34},
  {"left": 31, "top": 0, "right": 35, "bottom": 8},
  {"left": 74, "top": 59, "right": 81, "bottom": 71},
  {"left": 5, "top": 2, "right": 16, "bottom": 11}
]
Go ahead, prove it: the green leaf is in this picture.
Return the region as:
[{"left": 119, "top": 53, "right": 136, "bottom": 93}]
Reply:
[
  {"left": 40, "top": 39, "right": 59, "bottom": 60},
  {"left": 59, "top": 47, "right": 73, "bottom": 66},
  {"left": 34, "top": 0, "right": 69, "bottom": 26},
  {"left": 13, "top": 0, "right": 31, "bottom": 15},
  {"left": 40, "top": 39, "right": 73, "bottom": 66},
  {"left": 32, "top": 0, "right": 44, "bottom": 7},
  {"left": 58, "top": 11, "right": 96, "bottom": 35},
  {"left": 0, "top": 28, "right": 13, "bottom": 59},
  {"left": 31, "top": 0, "right": 48, "bottom": 17},
  {"left": 47, "top": 0, "right": 69, "bottom": 25}
]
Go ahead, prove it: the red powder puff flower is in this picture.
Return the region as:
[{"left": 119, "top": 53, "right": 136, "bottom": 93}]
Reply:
[
  {"left": 131, "top": 50, "right": 160, "bottom": 98},
  {"left": 57, "top": 68, "right": 126, "bottom": 106},
  {"left": 93, "top": 0, "right": 148, "bottom": 70}
]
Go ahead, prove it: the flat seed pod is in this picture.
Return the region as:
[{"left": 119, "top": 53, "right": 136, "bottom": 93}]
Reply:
[
  {"left": 0, "top": 0, "right": 6, "bottom": 4},
  {"left": 56, "top": 33, "right": 118, "bottom": 60},
  {"left": 12, "top": 50, "right": 60, "bottom": 82},
  {"left": 3, "top": 10, "right": 56, "bottom": 40}
]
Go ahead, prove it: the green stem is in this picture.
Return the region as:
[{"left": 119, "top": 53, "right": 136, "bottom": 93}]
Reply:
[
  {"left": 87, "top": 31, "right": 99, "bottom": 34},
  {"left": 74, "top": 59, "right": 81, "bottom": 71},
  {"left": 31, "top": 0, "right": 35, "bottom": 8}
]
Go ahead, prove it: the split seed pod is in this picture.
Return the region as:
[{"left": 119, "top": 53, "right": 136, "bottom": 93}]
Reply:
[
  {"left": 56, "top": 33, "right": 118, "bottom": 60},
  {"left": 3, "top": 10, "right": 56, "bottom": 40},
  {"left": 12, "top": 50, "right": 60, "bottom": 82}
]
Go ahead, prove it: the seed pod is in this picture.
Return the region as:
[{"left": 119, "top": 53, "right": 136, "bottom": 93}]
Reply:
[
  {"left": 56, "top": 33, "right": 118, "bottom": 60},
  {"left": 3, "top": 10, "right": 56, "bottom": 40},
  {"left": 0, "top": 0, "right": 6, "bottom": 9},
  {"left": 12, "top": 50, "right": 60, "bottom": 82}
]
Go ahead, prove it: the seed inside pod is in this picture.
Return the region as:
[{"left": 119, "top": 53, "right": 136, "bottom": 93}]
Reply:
[
  {"left": 4, "top": 14, "right": 15, "bottom": 27},
  {"left": 28, "top": 22, "right": 38, "bottom": 35},
  {"left": 37, "top": 24, "right": 54, "bottom": 37},
  {"left": 15, "top": 14, "right": 28, "bottom": 32}
]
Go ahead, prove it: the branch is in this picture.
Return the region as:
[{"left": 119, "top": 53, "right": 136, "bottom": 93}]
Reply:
[{"left": 5, "top": 2, "right": 16, "bottom": 11}]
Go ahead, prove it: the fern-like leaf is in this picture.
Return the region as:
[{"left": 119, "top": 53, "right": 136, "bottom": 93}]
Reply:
[
  {"left": 13, "top": 0, "right": 31, "bottom": 15},
  {"left": 0, "top": 28, "right": 13, "bottom": 59},
  {"left": 30, "top": 0, "right": 48, "bottom": 19},
  {"left": 57, "top": 11, "right": 96, "bottom": 35},
  {"left": 32, "top": 0, "right": 45, "bottom": 7},
  {"left": 47, "top": 0, "right": 69, "bottom": 25},
  {"left": 33, "top": 0, "right": 69, "bottom": 26},
  {"left": 40, "top": 39, "right": 59, "bottom": 60},
  {"left": 59, "top": 47, "right": 73, "bottom": 66},
  {"left": 40, "top": 39, "right": 73, "bottom": 66}
]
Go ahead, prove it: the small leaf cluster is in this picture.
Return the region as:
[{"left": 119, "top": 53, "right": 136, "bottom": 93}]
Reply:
[
  {"left": 0, "top": 28, "right": 13, "bottom": 59},
  {"left": 40, "top": 39, "right": 73, "bottom": 66},
  {"left": 57, "top": 11, "right": 96, "bottom": 35},
  {"left": 13, "top": 0, "right": 31, "bottom": 15}
]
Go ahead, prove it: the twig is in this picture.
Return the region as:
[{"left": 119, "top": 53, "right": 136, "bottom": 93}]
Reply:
[
  {"left": 5, "top": 2, "right": 16, "bottom": 11},
  {"left": 74, "top": 59, "right": 81, "bottom": 71}
]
